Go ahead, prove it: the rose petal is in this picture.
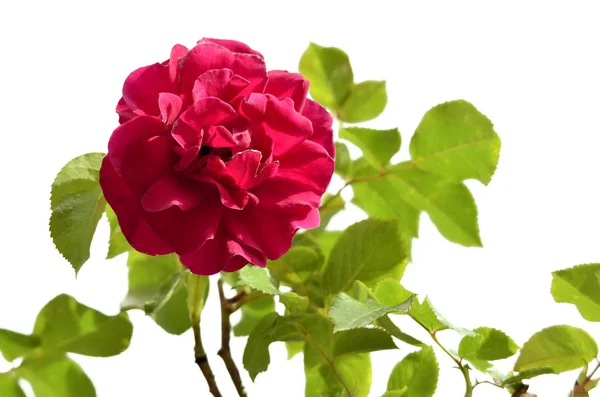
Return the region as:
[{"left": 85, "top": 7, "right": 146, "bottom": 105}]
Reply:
[
  {"left": 302, "top": 99, "right": 335, "bottom": 158},
  {"left": 122, "top": 63, "right": 174, "bottom": 118},
  {"left": 116, "top": 97, "right": 135, "bottom": 124},
  {"left": 265, "top": 70, "right": 309, "bottom": 112},
  {"left": 144, "top": 186, "right": 222, "bottom": 254},
  {"left": 99, "top": 157, "right": 172, "bottom": 255},
  {"left": 108, "top": 115, "right": 167, "bottom": 174},
  {"left": 198, "top": 38, "right": 264, "bottom": 58},
  {"left": 250, "top": 177, "right": 322, "bottom": 211},
  {"left": 141, "top": 176, "right": 204, "bottom": 212},
  {"left": 203, "top": 126, "right": 237, "bottom": 148},
  {"left": 192, "top": 69, "right": 250, "bottom": 102},
  {"left": 158, "top": 93, "right": 183, "bottom": 125},
  {"left": 169, "top": 44, "right": 189, "bottom": 83}
]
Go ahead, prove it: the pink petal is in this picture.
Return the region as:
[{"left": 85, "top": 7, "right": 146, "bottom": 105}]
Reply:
[
  {"left": 292, "top": 207, "right": 320, "bottom": 229},
  {"left": 169, "top": 44, "right": 189, "bottom": 83},
  {"left": 192, "top": 69, "right": 249, "bottom": 102},
  {"left": 120, "top": 134, "right": 177, "bottom": 195},
  {"left": 203, "top": 126, "right": 236, "bottom": 148},
  {"left": 116, "top": 97, "right": 135, "bottom": 124},
  {"left": 141, "top": 176, "right": 204, "bottom": 212},
  {"left": 122, "top": 63, "right": 174, "bottom": 118},
  {"left": 250, "top": 177, "right": 322, "bottom": 211},
  {"left": 144, "top": 186, "right": 222, "bottom": 255},
  {"left": 158, "top": 93, "right": 183, "bottom": 125},
  {"left": 99, "top": 157, "right": 172, "bottom": 255},
  {"left": 108, "top": 115, "right": 167, "bottom": 174},
  {"left": 265, "top": 70, "right": 309, "bottom": 112},
  {"left": 226, "top": 150, "right": 262, "bottom": 189},
  {"left": 198, "top": 38, "right": 264, "bottom": 58},
  {"left": 194, "top": 175, "right": 253, "bottom": 210},
  {"left": 302, "top": 99, "right": 335, "bottom": 158}
]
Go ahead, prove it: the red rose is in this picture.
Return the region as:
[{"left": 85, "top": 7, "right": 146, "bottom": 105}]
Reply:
[{"left": 100, "top": 38, "right": 335, "bottom": 275}]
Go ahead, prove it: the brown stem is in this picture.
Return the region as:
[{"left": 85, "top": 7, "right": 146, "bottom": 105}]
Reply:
[
  {"left": 192, "top": 321, "right": 222, "bottom": 397},
  {"left": 217, "top": 279, "right": 248, "bottom": 397}
]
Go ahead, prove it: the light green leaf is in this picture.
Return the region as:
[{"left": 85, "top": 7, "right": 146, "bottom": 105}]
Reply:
[
  {"left": 458, "top": 327, "right": 518, "bottom": 361},
  {"left": 299, "top": 43, "right": 353, "bottom": 109},
  {"left": 500, "top": 367, "right": 555, "bottom": 387},
  {"left": 514, "top": 325, "right": 598, "bottom": 373},
  {"left": 375, "top": 316, "right": 425, "bottom": 347},
  {"left": 335, "top": 142, "right": 352, "bottom": 177},
  {"left": 551, "top": 263, "right": 600, "bottom": 321},
  {"left": 105, "top": 205, "right": 129, "bottom": 259},
  {"left": 300, "top": 314, "right": 334, "bottom": 370},
  {"left": 464, "top": 357, "right": 493, "bottom": 373},
  {"left": 305, "top": 353, "right": 372, "bottom": 397},
  {"left": 340, "top": 127, "right": 400, "bottom": 168},
  {"left": 280, "top": 292, "right": 309, "bottom": 313},
  {"left": 338, "top": 80, "right": 387, "bottom": 123},
  {"left": 50, "top": 152, "right": 107, "bottom": 272},
  {"left": 33, "top": 294, "right": 132, "bottom": 357},
  {"left": 322, "top": 219, "right": 408, "bottom": 293},
  {"left": 409, "top": 297, "right": 449, "bottom": 334},
  {"left": 145, "top": 271, "right": 191, "bottom": 335},
  {"left": 387, "top": 346, "right": 439, "bottom": 397},
  {"left": 374, "top": 279, "right": 413, "bottom": 307},
  {"left": 317, "top": 194, "right": 345, "bottom": 234},
  {"left": 286, "top": 340, "right": 304, "bottom": 360},
  {"left": 0, "top": 372, "right": 26, "bottom": 397},
  {"left": 268, "top": 246, "right": 324, "bottom": 287},
  {"left": 121, "top": 252, "right": 182, "bottom": 310},
  {"left": 382, "top": 389, "right": 408, "bottom": 397},
  {"left": 409, "top": 100, "right": 501, "bottom": 185},
  {"left": 238, "top": 266, "right": 280, "bottom": 294},
  {"left": 17, "top": 356, "right": 95, "bottom": 397},
  {"left": 0, "top": 329, "right": 40, "bottom": 362},
  {"left": 333, "top": 328, "right": 397, "bottom": 356},
  {"left": 329, "top": 293, "right": 413, "bottom": 332},
  {"left": 234, "top": 296, "right": 275, "bottom": 337},
  {"left": 243, "top": 313, "right": 302, "bottom": 380}
]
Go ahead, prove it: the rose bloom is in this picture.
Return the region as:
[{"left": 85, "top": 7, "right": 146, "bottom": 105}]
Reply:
[{"left": 100, "top": 38, "right": 335, "bottom": 275}]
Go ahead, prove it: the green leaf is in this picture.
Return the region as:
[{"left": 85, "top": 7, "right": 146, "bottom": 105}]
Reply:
[
  {"left": 121, "top": 252, "right": 182, "bottom": 310},
  {"left": 243, "top": 313, "right": 302, "bottom": 380},
  {"left": 0, "top": 329, "right": 40, "bottom": 362},
  {"left": 280, "top": 292, "right": 309, "bottom": 313},
  {"left": 17, "top": 356, "right": 95, "bottom": 397},
  {"left": 305, "top": 353, "right": 372, "bottom": 397},
  {"left": 298, "top": 43, "right": 353, "bottom": 109},
  {"left": 238, "top": 266, "right": 280, "bottom": 294},
  {"left": 374, "top": 279, "right": 413, "bottom": 307},
  {"left": 329, "top": 293, "right": 413, "bottom": 332},
  {"left": 409, "top": 297, "right": 449, "bottom": 333},
  {"left": 335, "top": 142, "right": 352, "bottom": 177},
  {"left": 145, "top": 271, "right": 191, "bottom": 335},
  {"left": 33, "top": 294, "right": 132, "bottom": 357},
  {"left": 105, "top": 205, "right": 129, "bottom": 259},
  {"left": 382, "top": 389, "right": 408, "bottom": 397},
  {"left": 500, "top": 367, "right": 555, "bottom": 387},
  {"left": 388, "top": 167, "right": 482, "bottom": 247},
  {"left": 387, "top": 346, "right": 439, "bottom": 397},
  {"left": 514, "top": 325, "right": 598, "bottom": 373},
  {"left": 459, "top": 327, "right": 518, "bottom": 361},
  {"left": 409, "top": 100, "right": 501, "bottom": 185},
  {"left": 317, "top": 194, "right": 345, "bottom": 233},
  {"left": 375, "top": 316, "right": 425, "bottom": 347},
  {"left": 464, "top": 357, "right": 493, "bottom": 373},
  {"left": 50, "top": 152, "right": 107, "bottom": 272},
  {"left": 234, "top": 296, "right": 275, "bottom": 337},
  {"left": 338, "top": 81, "right": 387, "bottom": 123},
  {"left": 286, "top": 340, "right": 304, "bottom": 359},
  {"left": 333, "top": 328, "right": 397, "bottom": 356},
  {"left": 551, "top": 263, "right": 600, "bottom": 321},
  {"left": 268, "top": 246, "right": 324, "bottom": 287},
  {"left": 322, "top": 219, "right": 408, "bottom": 293},
  {"left": 0, "top": 372, "right": 26, "bottom": 397},
  {"left": 340, "top": 127, "right": 400, "bottom": 169}
]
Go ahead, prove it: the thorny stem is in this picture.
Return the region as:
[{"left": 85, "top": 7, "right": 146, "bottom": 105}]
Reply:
[
  {"left": 192, "top": 316, "right": 222, "bottom": 397},
  {"left": 218, "top": 279, "right": 248, "bottom": 397}
]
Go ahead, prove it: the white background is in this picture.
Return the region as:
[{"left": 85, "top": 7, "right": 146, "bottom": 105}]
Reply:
[{"left": 1, "top": 1, "right": 600, "bottom": 396}]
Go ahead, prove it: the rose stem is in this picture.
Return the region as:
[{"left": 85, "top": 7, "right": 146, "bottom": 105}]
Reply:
[
  {"left": 217, "top": 278, "right": 248, "bottom": 397},
  {"left": 191, "top": 302, "right": 222, "bottom": 396}
]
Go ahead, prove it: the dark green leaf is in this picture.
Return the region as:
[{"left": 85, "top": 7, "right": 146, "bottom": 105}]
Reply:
[
  {"left": 17, "top": 356, "right": 95, "bottom": 397},
  {"left": 243, "top": 313, "right": 302, "bottom": 380},
  {"left": 145, "top": 271, "right": 191, "bottom": 335},
  {"left": 121, "top": 252, "right": 182, "bottom": 310},
  {"left": 551, "top": 263, "right": 600, "bottom": 321},
  {"left": 338, "top": 81, "right": 387, "bottom": 123},
  {"left": 514, "top": 325, "right": 598, "bottom": 373},
  {"left": 409, "top": 100, "right": 501, "bottom": 185},
  {"left": 0, "top": 372, "right": 26, "bottom": 397},
  {"left": 0, "top": 329, "right": 40, "bottom": 362},
  {"left": 298, "top": 43, "right": 353, "bottom": 109},
  {"left": 333, "top": 328, "right": 397, "bottom": 356},
  {"left": 322, "top": 219, "right": 408, "bottom": 293},
  {"left": 459, "top": 327, "right": 518, "bottom": 361},
  {"left": 50, "top": 153, "right": 107, "bottom": 272},
  {"left": 376, "top": 316, "right": 425, "bottom": 347},
  {"left": 33, "top": 294, "right": 132, "bottom": 357},
  {"left": 238, "top": 266, "right": 279, "bottom": 294},
  {"left": 234, "top": 296, "right": 275, "bottom": 337},
  {"left": 105, "top": 205, "right": 129, "bottom": 259},
  {"left": 335, "top": 142, "right": 352, "bottom": 177},
  {"left": 500, "top": 367, "right": 555, "bottom": 387},
  {"left": 329, "top": 293, "right": 413, "bottom": 332},
  {"left": 340, "top": 128, "right": 400, "bottom": 168},
  {"left": 300, "top": 314, "right": 334, "bottom": 370},
  {"left": 268, "top": 246, "right": 324, "bottom": 287},
  {"left": 387, "top": 346, "right": 439, "bottom": 397}
]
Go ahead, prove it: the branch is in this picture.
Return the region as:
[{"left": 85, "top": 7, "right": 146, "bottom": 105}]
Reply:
[
  {"left": 217, "top": 279, "right": 247, "bottom": 397},
  {"left": 192, "top": 318, "right": 222, "bottom": 397}
]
